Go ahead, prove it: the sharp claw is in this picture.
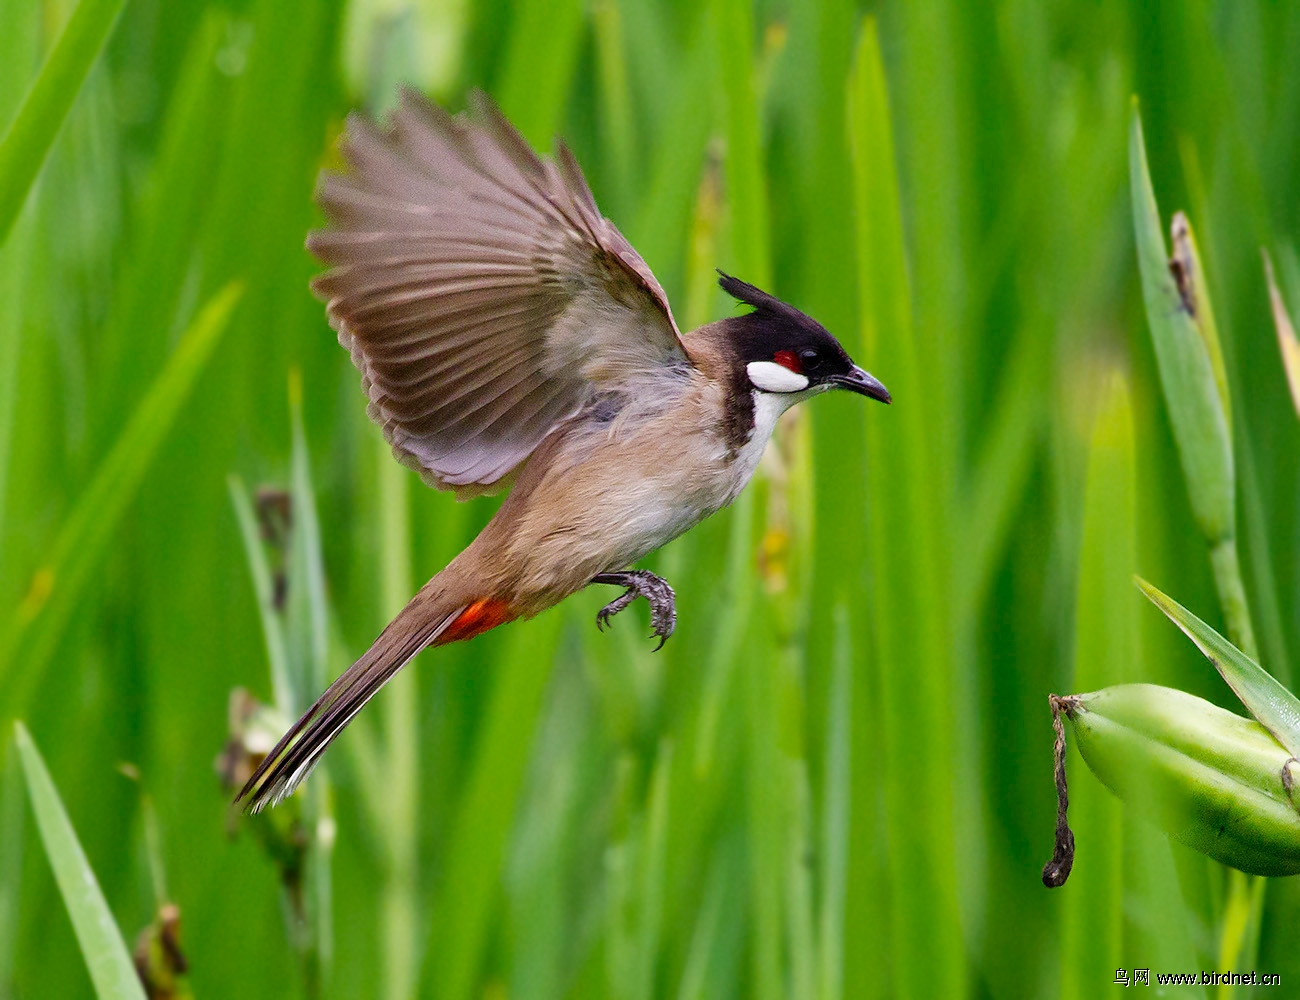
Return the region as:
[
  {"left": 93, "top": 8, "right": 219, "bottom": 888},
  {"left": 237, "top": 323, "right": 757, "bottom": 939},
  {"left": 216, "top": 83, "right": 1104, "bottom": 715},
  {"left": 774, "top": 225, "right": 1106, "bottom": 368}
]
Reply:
[{"left": 593, "top": 571, "right": 677, "bottom": 649}]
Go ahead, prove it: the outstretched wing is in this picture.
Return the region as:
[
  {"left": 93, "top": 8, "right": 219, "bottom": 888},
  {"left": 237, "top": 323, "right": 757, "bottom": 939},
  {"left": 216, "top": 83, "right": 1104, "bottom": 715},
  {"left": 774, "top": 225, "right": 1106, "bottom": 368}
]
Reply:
[{"left": 309, "top": 89, "right": 686, "bottom": 497}]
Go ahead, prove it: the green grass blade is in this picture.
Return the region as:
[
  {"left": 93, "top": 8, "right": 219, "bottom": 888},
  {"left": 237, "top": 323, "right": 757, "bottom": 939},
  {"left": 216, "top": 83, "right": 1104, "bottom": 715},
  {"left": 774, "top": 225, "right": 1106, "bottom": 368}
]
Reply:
[
  {"left": 288, "top": 372, "right": 330, "bottom": 700},
  {"left": 894, "top": 0, "right": 965, "bottom": 435},
  {"left": 1136, "top": 578, "right": 1300, "bottom": 759},
  {"left": 1126, "top": 835, "right": 1205, "bottom": 999},
  {"left": 591, "top": 0, "right": 636, "bottom": 214},
  {"left": 710, "top": 0, "right": 769, "bottom": 285},
  {"left": 817, "top": 608, "right": 851, "bottom": 1000},
  {"left": 285, "top": 376, "right": 335, "bottom": 978},
  {"left": 0, "top": 0, "right": 40, "bottom": 126},
  {"left": 1060, "top": 373, "right": 1132, "bottom": 998},
  {"left": 627, "top": 20, "right": 713, "bottom": 286},
  {"left": 1065, "top": 376, "right": 1204, "bottom": 990},
  {"left": 692, "top": 489, "right": 755, "bottom": 777},
  {"left": 741, "top": 626, "right": 785, "bottom": 1000},
  {"left": 1264, "top": 250, "right": 1300, "bottom": 419},
  {"left": 228, "top": 475, "right": 294, "bottom": 717},
  {"left": 955, "top": 331, "right": 1046, "bottom": 616},
  {"left": 1129, "top": 105, "right": 1235, "bottom": 552},
  {"left": 675, "top": 837, "right": 745, "bottom": 1000},
  {"left": 12, "top": 722, "right": 145, "bottom": 1000},
  {"left": 0, "top": 0, "right": 40, "bottom": 573},
  {"left": 847, "top": 20, "right": 963, "bottom": 1000},
  {"left": 96, "top": 12, "right": 232, "bottom": 429},
  {"left": 375, "top": 430, "right": 419, "bottom": 1000},
  {"left": 0, "top": 0, "right": 129, "bottom": 245},
  {"left": 1169, "top": 213, "right": 1231, "bottom": 433},
  {"left": 1228, "top": 416, "right": 1289, "bottom": 681},
  {"left": 785, "top": 760, "right": 816, "bottom": 1000},
  {"left": 0, "top": 214, "right": 31, "bottom": 570},
  {"left": 422, "top": 613, "right": 563, "bottom": 1000},
  {"left": 0, "top": 283, "right": 241, "bottom": 716},
  {"left": 631, "top": 742, "right": 672, "bottom": 1000},
  {"left": 705, "top": 7, "right": 782, "bottom": 992},
  {"left": 494, "top": 0, "right": 585, "bottom": 147},
  {"left": 0, "top": 735, "right": 23, "bottom": 995}
]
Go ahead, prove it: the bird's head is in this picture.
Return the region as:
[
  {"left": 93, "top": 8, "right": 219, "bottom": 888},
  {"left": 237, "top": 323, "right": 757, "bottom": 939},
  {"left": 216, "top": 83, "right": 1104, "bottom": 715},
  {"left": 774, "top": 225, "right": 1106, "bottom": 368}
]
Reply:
[{"left": 717, "top": 272, "right": 891, "bottom": 404}]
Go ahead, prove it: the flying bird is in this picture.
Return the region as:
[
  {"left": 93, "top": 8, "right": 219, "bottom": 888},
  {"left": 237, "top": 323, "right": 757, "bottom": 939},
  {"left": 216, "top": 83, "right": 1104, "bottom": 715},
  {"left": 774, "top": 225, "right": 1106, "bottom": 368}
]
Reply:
[{"left": 237, "top": 89, "right": 890, "bottom": 812}]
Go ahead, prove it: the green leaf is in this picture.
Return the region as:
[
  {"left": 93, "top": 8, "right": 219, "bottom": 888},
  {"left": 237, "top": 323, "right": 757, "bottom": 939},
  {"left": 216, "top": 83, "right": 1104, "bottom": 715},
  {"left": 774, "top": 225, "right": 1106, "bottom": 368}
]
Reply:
[
  {"left": 627, "top": 20, "right": 713, "bottom": 290},
  {"left": 0, "top": 734, "right": 24, "bottom": 990},
  {"left": 1064, "top": 378, "right": 1203, "bottom": 987},
  {"left": 0, "top": 283, "right": 241, "bottom": 717},
  {"left": 13, "top": 722, "right": 146, "bottom": 1000},
  {"left": 494, "top": 0, "right": 585, "bottom": 147},
  {"left": 95, "top": 12, "right": 233, "bottom": 427},
  {"left": 674, "top": 834, "right": 745, "bottom": 1000},
  {"left": 630, "top": 742, "right": 671, "bottom": 1000},
  {"left": 375, "top": 428, "right": 419, "bottom": 1000},
  {"left": 1061, "top": 372, "right": 1133, "bottom": 995},
  {"left": 691, "top": 480, "right": 755, "bottom": 777},
  {"left": 0, "top": 0, "right": 130, "bottom": 245},
  {"left": 228, "top": 476, "right": 294, "bottom": 717},
  {"left": 1168, "top": 212, "right": 1231, "bottom": 432},
  {"left": 1128, "top": 105, "right": 1234, "bottom": 548},
  {"left": 287, "top": 371, "right": 330, "bottom": 701},
  {"left": 1264, "top": 249, "right": 1300, "bottom": 420},
  {"left": 955, "top": 331, "right": 1046, "bottom": 617},
  {"left": 421, "top": 613, "right": 562, "bottom": 1000},
  {"left": 710, "top": 0, "right": 769, "bottom": 286},
  {"left": 284, "top": 375, "right": 335, "bottom": 977},
  {"left": 847, "top": 19, "right": 963, "bottom": 1000},
  {"left": 591, "top": 0, "right": 636, "bottom": 214},
  {"left": 817, "top": 608, "right": 852, "bottom": 1000},
  {"left": 1137, "top": 578, "right": 1300, "bottom": 759}
]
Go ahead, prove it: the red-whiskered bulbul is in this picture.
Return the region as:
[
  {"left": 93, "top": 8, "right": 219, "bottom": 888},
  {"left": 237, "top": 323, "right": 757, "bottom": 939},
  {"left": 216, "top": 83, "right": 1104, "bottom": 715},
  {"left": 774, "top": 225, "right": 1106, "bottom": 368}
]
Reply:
[{"left": 237, "top": 89, "right": 890, "bottom": 812}]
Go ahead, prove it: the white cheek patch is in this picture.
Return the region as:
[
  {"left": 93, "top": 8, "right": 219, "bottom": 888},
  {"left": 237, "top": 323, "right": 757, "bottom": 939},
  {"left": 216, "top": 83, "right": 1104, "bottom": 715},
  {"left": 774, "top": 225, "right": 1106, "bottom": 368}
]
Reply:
[{"left": 746, "top": 360, "right": 809, "bottom": 393}]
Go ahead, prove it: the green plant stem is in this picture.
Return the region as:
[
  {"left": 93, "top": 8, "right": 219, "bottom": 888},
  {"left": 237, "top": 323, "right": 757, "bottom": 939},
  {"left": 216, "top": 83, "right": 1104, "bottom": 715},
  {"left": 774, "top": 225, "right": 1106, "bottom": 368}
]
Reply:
[
  {"left": 1208, "top": 539, "right": 1257, "bottom": 660},
  {"left": 1206, "top": 534, "right": 1264, "bottom": 994},
  {"left": 377, "top": 436, "right": 419, "bottom": 1000}
]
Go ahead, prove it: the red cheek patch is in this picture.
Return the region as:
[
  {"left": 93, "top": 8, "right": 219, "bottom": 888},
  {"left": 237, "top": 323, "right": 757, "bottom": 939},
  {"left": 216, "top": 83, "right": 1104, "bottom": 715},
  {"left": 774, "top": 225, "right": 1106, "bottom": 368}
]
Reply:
[{"left": 774, "top": 349, "right": 802, "bottom": 374}]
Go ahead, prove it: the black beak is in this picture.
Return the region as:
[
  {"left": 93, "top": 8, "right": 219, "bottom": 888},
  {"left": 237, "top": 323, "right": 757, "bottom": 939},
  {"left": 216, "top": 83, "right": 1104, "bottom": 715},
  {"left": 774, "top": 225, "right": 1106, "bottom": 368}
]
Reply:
[{"left": 832, "top": 365, "right": 891, "bottom": 403}]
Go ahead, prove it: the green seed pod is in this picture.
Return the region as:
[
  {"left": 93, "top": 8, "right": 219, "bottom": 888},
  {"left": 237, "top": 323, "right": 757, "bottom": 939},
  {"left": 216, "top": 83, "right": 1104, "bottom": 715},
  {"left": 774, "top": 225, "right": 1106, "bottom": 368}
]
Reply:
[{"left": 1046, "top": 683, "right": 1300, "bottom": 881}]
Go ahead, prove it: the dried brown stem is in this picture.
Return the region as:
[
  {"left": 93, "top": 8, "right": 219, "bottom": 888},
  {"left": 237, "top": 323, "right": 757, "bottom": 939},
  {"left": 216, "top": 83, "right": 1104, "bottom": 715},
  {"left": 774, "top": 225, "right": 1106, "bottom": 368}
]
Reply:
[{"left": 1042, "top": 694, "right": 1077, "bottom": 888}]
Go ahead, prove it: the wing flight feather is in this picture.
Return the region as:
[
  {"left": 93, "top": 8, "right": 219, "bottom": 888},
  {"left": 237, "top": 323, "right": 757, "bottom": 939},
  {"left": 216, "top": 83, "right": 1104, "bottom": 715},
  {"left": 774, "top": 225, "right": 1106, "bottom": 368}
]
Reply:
[{"left": 309, "top": 89, "right": 685, "bottom": 496}]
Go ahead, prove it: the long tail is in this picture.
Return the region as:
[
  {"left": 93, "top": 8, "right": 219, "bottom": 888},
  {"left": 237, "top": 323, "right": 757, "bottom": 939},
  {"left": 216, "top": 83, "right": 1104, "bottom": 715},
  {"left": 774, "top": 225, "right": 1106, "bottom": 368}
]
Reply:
[{"left": 236, "top": 584, "right": 513, "bottom": 813}]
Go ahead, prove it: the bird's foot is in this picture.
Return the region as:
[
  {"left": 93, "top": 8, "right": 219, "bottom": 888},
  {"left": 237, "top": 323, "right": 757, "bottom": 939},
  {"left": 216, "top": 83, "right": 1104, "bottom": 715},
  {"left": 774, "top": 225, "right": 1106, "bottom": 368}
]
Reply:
[{"left": 592, "top": 570, "right": 676, "bottom": 650}]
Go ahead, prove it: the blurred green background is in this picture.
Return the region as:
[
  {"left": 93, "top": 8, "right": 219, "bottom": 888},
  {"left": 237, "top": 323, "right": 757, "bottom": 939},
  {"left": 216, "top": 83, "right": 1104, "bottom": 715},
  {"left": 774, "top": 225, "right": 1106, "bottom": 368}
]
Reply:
[{"left": 3, "top": 0, "right": 1300, "bottom": 997}]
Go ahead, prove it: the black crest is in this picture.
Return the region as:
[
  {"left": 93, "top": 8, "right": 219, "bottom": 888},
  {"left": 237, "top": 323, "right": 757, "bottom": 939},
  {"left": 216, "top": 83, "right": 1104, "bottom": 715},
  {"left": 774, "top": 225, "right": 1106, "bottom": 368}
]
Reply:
[
  {"left": 716, "top": 270, "right": 852, "bottom": 370},
  {"left": 718, "top": 271, "right": 825, "bottom": 335}
]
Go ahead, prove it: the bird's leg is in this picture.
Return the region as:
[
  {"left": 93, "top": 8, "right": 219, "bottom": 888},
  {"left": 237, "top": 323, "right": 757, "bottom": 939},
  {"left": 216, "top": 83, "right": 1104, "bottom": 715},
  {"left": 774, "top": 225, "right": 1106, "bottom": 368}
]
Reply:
[{"left": 592, "top": 570, "right": 676, "bottom": 650}]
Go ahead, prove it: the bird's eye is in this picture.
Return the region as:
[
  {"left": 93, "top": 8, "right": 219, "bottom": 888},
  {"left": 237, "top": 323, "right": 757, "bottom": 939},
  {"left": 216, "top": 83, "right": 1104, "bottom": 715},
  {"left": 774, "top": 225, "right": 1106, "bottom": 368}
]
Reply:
[{"left": 799, "top": 348, "right": 822, "bottom": 370}]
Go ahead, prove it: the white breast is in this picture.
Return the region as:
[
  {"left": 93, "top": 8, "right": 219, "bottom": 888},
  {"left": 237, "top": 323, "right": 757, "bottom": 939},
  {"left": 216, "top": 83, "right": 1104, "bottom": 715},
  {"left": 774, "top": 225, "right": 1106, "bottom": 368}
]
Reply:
[
  {"left": 724, "top": 389, "right": 802, "bottom": 501},
  {"left": 510, "top": 384, "right": 804, "bottom": 595}
]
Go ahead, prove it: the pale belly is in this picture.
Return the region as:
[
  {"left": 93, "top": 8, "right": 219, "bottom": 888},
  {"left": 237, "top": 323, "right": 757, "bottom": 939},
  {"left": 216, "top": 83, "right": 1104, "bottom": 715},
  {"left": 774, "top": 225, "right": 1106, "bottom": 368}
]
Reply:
[{"left": 499, "top": 389, "right": 788, "bottom": 609}]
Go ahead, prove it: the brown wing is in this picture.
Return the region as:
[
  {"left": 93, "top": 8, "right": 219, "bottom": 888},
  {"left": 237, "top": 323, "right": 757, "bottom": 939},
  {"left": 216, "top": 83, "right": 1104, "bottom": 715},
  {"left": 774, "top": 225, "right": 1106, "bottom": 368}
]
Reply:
[{"left": 308, "top": 89, "right": 686, "bottom": 497}]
